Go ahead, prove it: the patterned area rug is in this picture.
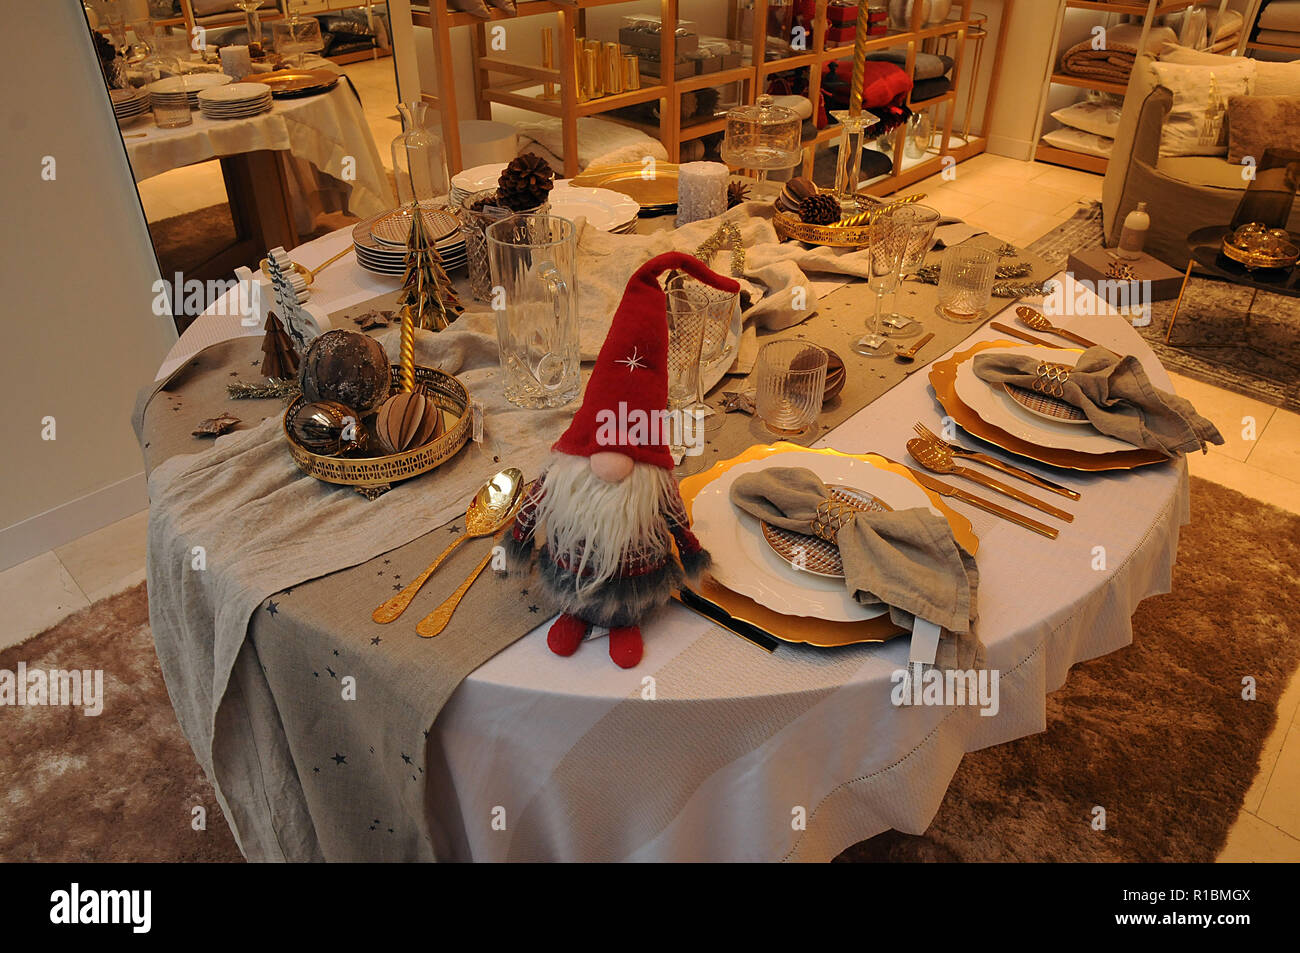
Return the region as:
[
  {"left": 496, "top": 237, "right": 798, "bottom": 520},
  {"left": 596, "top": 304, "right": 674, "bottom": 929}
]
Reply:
[
  {"left": 1026, "top": 203, "right": 1300, "bottom": 412},
  {"left": 1, "top": 478, "right": 1296, "bottom": 862}
]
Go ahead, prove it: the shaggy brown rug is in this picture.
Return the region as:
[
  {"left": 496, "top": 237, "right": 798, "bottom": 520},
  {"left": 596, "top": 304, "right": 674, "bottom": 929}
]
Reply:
[{"left": 2, "top": 477, "right": 1296, "bottom": 862}]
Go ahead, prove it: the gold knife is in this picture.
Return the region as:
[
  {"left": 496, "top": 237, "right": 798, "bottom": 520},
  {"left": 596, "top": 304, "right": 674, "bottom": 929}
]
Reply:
[
  {"left": 989, "top": 322, "right": 1069, "bottom": 349},
  {"left": 902, "top": 464, "right": 1060, "bottom": 540}
]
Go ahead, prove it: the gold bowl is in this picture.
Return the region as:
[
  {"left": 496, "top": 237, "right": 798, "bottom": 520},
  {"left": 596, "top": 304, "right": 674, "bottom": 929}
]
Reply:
[
  {"left": 1221, "top": 224, "right": 1299, "bottom": 271},
  {"left": 283, "top": 364, "right": 470, "bottom": 487}
]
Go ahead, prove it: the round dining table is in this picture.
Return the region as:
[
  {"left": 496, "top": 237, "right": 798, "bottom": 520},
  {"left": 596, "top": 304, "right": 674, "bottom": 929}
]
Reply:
[{"left": 146, "top": 226, "right": 1190, "bottom": 862}]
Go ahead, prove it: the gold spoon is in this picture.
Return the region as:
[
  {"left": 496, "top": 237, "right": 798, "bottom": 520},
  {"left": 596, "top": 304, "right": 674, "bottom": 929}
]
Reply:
[
  {"left": 1016, "top": 306, "right": 1099, "bottom": 350},
  {"left": 894, "top": 332, "right": 935, "bottom": 364},
  {"left": 416, "top": 539, "right": 507, "bottom": 639},
  {"left": 906, "top": 438, "right": 1074, "bottom": 523},
  {"left": 371, "top": 468, "right": 525, "bottom": 624}
]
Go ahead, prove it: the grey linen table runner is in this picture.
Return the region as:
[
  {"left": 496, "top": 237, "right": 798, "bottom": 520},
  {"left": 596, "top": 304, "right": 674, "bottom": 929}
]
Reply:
[
  {"left": 729, "top": 467, "right": 982, "bottom": 670},
  {"left": 972, "top": 346, "right": 1225, "bottom": 456},
  {"left": 135, "top": 233, "right": 1054, "bottom": 861}
]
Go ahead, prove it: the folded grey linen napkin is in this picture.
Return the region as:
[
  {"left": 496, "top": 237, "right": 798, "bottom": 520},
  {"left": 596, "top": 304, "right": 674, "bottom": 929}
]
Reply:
[
  {"left": 730, "top": 467, "right": 982, "bottom": 668},
  {"left": 973, "top": 347, "right": 1225, "bottom": 457}
]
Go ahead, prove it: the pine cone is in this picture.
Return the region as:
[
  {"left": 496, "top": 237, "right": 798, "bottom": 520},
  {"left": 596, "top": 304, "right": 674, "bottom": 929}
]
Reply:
[
  {"left": 726, "top": 181, "right": 750, "bottom": 209},
  {"left": 498, "top": 154, "right": 555, "bottom": 211},
  {"left": 799, "top": 193, "right": 841, "bottom": 226}
]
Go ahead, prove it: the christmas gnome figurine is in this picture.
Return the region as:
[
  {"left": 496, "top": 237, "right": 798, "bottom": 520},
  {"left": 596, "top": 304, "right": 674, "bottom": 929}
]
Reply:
[{"left": 505, "top": 252, "right": 741, "bottom": 668}]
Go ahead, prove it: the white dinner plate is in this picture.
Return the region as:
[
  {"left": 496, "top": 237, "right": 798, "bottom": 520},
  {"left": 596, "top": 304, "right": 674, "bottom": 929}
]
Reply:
[
  {"left": 548, "top": 182, "right": 641, "bottom": 232},
  {"left": 690, "top": 450, "right": 941, "bottom": 622},
  {"left": 450, "top": 162, "right": 507, "bottom": 198},
  {"left": 953, "top": 344, "right": 1134, "bottom": 454},
  {"left": 198, "top": 82, "right": 270, "bottom": 104}
]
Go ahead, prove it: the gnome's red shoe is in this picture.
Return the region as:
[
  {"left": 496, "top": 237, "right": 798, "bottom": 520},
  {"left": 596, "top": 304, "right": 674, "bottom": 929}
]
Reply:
[
  {"left": 547, "top": 613, "right": 589, "bottom": 657},
  {"left": 608, "top": 626, "right": 643, "bottom": 669}
]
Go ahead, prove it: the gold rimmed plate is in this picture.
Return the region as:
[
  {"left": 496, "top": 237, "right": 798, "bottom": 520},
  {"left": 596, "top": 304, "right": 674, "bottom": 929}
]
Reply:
[
  {"left": 760, "top": 485, "right": 890, "bottom": 579},
  {"left": 930, "top": 340, "right": 1168, "bottom": 472},
  {"left": 1002, "top": 383, "right": 1090, "bottom": 425},
  {"left": 250, "top": 68, "right": 339, "bottom": 98},
  {"left": 570, "top": 161, "right": 680, "bottom": 211}
]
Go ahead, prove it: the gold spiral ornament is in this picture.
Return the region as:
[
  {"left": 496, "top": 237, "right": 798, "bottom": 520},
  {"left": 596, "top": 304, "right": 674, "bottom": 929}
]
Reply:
[{"left": 399, "top": 313, "right": 416, "bottom": 394}]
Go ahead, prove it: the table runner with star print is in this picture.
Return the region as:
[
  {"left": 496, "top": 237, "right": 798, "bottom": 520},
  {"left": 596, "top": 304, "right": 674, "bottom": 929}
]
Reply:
[{"left": 133, "top": 235, "right": 1054, "bottom": 861}]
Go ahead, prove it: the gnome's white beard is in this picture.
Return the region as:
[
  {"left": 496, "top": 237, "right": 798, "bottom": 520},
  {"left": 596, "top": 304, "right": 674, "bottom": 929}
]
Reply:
[{"left": 534, "top": 451, "right": 674, "bottom": 593}]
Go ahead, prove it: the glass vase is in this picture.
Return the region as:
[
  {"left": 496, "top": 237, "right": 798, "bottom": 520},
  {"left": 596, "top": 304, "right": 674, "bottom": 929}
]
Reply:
[{"left": 391, "top": 101, "right": 451, "bottom": 207}]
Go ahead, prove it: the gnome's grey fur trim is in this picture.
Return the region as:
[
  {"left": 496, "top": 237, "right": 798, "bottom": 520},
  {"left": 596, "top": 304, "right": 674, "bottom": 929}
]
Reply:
[
  {"left": 536, "top": 546, "right": 684, "bottom": 629},
  {"left": 503, "top": 531, "right": 533, "bottom": 576}
]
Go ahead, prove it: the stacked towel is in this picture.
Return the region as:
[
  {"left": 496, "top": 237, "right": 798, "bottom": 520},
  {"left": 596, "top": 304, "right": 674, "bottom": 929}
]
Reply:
[{"left": 1258, "top": 0, "right": 1300, "bottom": 48}]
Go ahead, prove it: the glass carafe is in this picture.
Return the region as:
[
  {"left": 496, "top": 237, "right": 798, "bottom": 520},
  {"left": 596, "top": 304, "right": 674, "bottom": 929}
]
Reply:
[{"left": 391, "top": 101, "right": 451, "bottom": 205}]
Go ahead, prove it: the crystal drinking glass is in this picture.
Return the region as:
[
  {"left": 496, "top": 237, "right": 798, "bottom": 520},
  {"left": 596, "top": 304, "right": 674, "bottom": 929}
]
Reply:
[
  {"left": 665, "top": 273, "right": 739, "bottom": 434},
  {"left": 755, "top": 340, "right": 827, "bottom": 437},
  {"left": 882, "top": 204, "right": 941, "bottom": 336},
  {"left": 853, "top": 210, "right": 909, "bottom": 356},
  {"left": 936, "top": 244, "right": 998, "bottom": 323}
]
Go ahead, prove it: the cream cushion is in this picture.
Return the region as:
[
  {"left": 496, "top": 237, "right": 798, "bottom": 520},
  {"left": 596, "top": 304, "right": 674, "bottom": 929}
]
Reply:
[
  {"left": 1050, "top": 100, "right": 1123, "bottom": 138},
  {"left": 1150, "top": 59, "right": 1255, "bottom": 156},
  {"left": 1158, "top": 44, "right": 1300, "bottom": 97}
]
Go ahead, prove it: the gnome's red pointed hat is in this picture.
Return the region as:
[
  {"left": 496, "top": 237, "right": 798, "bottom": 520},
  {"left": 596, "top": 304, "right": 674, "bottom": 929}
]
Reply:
[{"left": 553, "top": 251, "right": 741, "bottom": 469}]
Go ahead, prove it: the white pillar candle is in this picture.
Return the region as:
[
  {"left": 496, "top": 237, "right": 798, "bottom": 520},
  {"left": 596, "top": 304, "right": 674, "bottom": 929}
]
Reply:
[
  {"left": 677, "top": 161, "right": 729, "bottom": 225},
  {"left": 220, "top": 45, "right": 252, "bottom": 81}
]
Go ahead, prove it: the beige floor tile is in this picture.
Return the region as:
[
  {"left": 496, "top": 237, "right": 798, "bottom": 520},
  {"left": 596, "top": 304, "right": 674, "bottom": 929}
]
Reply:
[
  {"left": 1165, "top": 371, "right": 1278, "bottom": 463},
  {"left": 955, "top": 152, "right": 1038, "bottom": 181},
  {"left": 1026, "top": 164, "right": 1105, "bottom": 200},
  {"left": 53, "top": 509, "right": 149, "bottom": 604},
  {"left": 136, "top": 161, "right": 228, "bottom": 219},
  {"left": 1257, "top": 721, "right": 1300, "bottom": 839},
  {"left": 1186, "top": 448, "right": 1300, "bottom": 516},
  {"left": 1217, "top": 810, "right": 1300, "bottom": 861},
  {"left": 1242, "top": 667, "right": 1300, "bottom": 814},
  {"left": 0, "top": 553, "right": 89, "bottom": 652},
  {"left": 964, "top": 204, "right": 1065, "bottom": 249},
  {"left": 1247, "top": 410, "right": 1300, "bottom": 484},
  {"left": 916, "top": 187, "right": 994, "bottom": 222}
]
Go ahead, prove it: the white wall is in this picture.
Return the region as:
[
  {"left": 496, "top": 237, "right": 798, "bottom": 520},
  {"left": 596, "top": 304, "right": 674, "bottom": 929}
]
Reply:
[{"left": 0, "top": 3, "right": 177, "bottom": 569}]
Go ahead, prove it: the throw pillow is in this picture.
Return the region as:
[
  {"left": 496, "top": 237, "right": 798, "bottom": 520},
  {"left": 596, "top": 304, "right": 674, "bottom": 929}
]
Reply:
[
  {"left": 1041, "top": 126, "right": 1113, "bottom": 159},
  {"left": 1158, "top": 44, "right": 1300, "bottom": 97},
  {"left": 1050, "top": 100, "right": 1123, "bottom": 139},
  {"left": 448, "top": 0, "right": 492, "bottom": 17},
  {"left": 1151, "top": 59, "right": 1255, "bottom": 156},
  {"left": 1226, "top": 94, "right": 1300, "bottom": 164}
]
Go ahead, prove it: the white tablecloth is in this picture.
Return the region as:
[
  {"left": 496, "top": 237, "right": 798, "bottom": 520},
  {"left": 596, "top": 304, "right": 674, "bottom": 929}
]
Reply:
[
  {"left": 160, "top": 230, "right": 1189, "bottom": 862},
  {"left": 127, "top": 84, "right": 393, "bottom": 230}
]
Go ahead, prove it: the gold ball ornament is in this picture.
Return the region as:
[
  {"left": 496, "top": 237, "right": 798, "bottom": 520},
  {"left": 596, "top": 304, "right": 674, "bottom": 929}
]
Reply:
[
  {"left": 289, "top": 400, "right": 369, "bottom": 455},
  {"left": 374, "top": 387, "right": 445, "bottom": 454},
  {"left": 298, "top": 330, "right": 391, "bottom": 414}
]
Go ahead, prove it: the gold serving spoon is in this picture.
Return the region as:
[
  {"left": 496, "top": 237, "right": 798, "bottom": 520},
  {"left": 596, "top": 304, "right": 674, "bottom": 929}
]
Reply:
[
  {"left": 371, "top": 468, "right": 525, "bottom": 624},
  {"left": 906, "top": 438, "right": 1074, "bottom": 523},
  {"left": 894, "top": 332, "right": 935, "bottom": 364},
  {"left": 1016, "top": 306, "right": 1099, "bottom": 350},
  {"left": 416, "top": 540, "right": 506, "bottom": 639}
]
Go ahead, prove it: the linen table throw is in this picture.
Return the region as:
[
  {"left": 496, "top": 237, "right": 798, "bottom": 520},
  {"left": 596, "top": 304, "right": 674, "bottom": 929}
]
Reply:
[
  {"left": 972, "top": 346, "right": 1224, "bottom": 457},
  {"left": 729, "top": 467, "right": 982, "bottom": 670}
]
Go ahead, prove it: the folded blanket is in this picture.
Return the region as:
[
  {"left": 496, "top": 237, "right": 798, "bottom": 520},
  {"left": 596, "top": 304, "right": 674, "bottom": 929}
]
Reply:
[
  {"left": 1061, "top": 23, "right": 1178, "bottom": 83},
  {"left": 729, "top": 466, "right": 982, "bottom": 670},
  {"left": 972, "top": 347, "right": 1224, "bottom": 456},
  {"left": 1256, "top": 28, "right": 1300, "bottom": 48},
  {"left": 1260, "top": 0, "right": 1300, "bottom": 33}
]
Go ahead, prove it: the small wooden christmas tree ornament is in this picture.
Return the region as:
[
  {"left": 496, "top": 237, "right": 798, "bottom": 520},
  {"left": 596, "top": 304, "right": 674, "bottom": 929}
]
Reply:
[{"left": 260, "top": 311, "right": 300, "bottom": 380}]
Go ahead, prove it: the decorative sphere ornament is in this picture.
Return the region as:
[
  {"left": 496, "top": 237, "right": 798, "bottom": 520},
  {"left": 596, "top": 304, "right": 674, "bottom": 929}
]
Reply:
[
  {"left": 298, "top": 330, "right": 391, "bottom": 414},
  {"left": 289, "top": 400, "right": 369, "bottom": 455},
  {"left": 374, "top": 388, "right": 444, "bottom": 454}
]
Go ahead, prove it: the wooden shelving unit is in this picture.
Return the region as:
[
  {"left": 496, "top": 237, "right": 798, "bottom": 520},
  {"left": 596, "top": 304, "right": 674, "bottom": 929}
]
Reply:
[
  {"left": 1032, "top": 0, "right": 1233, "bottom": 175},
  {"left": 392, "top": 0, "right": 1012, "bottom": 195},
  {"left": 1242, "top": 0, "right": 1300, "bottom": 58}
]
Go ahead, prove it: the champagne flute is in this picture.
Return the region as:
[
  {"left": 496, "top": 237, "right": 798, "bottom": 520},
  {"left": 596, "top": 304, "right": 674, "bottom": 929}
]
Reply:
[
  {"left": 881, "top": 204, "right": 941, "bottom": 337},
  {"left": 853, "top": 209, "right": 908, "bottom": 357}
]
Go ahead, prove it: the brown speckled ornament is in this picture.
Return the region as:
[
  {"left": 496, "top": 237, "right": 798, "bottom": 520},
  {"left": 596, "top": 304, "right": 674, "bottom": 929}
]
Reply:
[
  {"left": 374, "top": 387, "right": 444, "bottom": 454},
  {"left": 298, "top": 330, "right": 391, "bottom": 414},
  {"left": 289, "top": 400, "right": 369, "bottom": 455}
]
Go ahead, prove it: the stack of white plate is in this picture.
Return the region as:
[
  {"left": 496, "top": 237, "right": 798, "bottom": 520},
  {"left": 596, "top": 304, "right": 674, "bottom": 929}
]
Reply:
[
  {"left": 197, "top": 83, "right": 273, "bottom": 120},
  {"left": 353, "top": 204, "right": 467, "bottom": 277},
  {"left": 147, "top": 74, "right": 232, "bottom": 110},
  {"left": 548, "top": 181, "right": 640, "bottom": 234},
  {"left": 110, "top": 88, "right": 151, "bottom": 125},
  {"left": 449, "top": 162, "right": 507, "bottom": 207}
]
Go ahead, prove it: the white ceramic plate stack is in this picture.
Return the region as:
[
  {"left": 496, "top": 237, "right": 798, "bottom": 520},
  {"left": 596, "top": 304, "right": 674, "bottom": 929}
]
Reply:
[
  {"left": 449, "top": 162, "right": 507, "bottom": 207},
  {"left": 548, "top": 181, "right": 640, "bottom": 234},
  {"left": 110, "top": 88, "right": 151, "bottom": 126},
  {"left": 352, "top": 204, "right": 466, "bottom": 277},
  {"left": 197, "top": 82, "right": 273, "bottom": 120},
  {"left": 147, "top": 74, "right": 232, "bottom": 110}
]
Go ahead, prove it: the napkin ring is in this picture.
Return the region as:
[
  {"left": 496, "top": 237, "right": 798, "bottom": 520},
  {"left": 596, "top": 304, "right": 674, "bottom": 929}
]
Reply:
[
  {"left": 811, "top": 498, "right": 856, "bottom": 543},
  {"left": 1030, "top": 361, "right": 1072, "bottom": 399}
]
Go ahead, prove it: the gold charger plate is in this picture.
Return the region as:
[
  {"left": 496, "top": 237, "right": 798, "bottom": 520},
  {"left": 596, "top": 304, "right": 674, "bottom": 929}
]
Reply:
[
  {"left": 250, "top": 68, "right": 340, "bottom": 98},
  {"left": 930, "top": 340, "right": 1169, "bottom": 472},
  {"left": 676, "top": 442, "right": 978, "bottom": 648},
  {"left": 570, "top": 162, "right": 679, "bottom": 210}
]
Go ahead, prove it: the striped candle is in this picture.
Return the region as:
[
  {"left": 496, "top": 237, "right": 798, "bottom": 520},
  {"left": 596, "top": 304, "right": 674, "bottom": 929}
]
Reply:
[
  {"left": 850, "top": 0, "right": 870, "bottom": 116},
  {"left": 399, "top": 311, "right": 416, "bottom": 393}
]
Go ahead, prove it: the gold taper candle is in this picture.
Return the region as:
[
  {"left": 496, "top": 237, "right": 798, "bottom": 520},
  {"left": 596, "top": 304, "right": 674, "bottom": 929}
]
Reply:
[
  {"left": 541, "top": 28, "right": 557, "bottom": 100},
  {"left": 850, "top": 0, "right": 870, "bottom": 117},
  {"left": 399, "top": 312, "right": 416, "bottom": 393}
]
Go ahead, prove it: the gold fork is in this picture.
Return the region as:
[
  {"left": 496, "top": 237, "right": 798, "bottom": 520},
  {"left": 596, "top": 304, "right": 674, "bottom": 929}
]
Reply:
[{"left": 913, "top": 423, "right": 1081, "bottom": 500}]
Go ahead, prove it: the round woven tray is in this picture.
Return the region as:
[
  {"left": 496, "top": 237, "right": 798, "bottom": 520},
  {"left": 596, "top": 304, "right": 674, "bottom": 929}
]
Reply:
[{"left": 283, "top": 364, "right": 471, "bottom": 487}]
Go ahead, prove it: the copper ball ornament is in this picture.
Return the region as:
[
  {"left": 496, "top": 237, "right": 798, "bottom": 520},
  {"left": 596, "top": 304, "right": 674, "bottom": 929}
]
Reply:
[
  {"left": 299, "top": 330, "right": 391, "bottom": 414},
  {"left": 289, "top": 400, "right": 369, "bottom": 455},
  {"left": 374, "top": 387, "right": 445, "bottom": 454}
]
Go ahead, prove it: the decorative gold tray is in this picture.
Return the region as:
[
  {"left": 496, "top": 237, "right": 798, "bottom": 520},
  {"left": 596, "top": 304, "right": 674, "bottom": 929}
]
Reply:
[
  {"left": 929, "top": 340, "right": 1168, "bottom": 472},
  {"left": 570, "top": 161, "right": 680, "bottom": 210},
  {"left": 773, "top": 209, "right": 874, "bottom": 247},
  {"left": 283, "top": 364, "right": 470, "bottom": 487},
  {"left": 1221, "top": 234, "right": 1299, "bottom": 270},
  {"left": 675, "top": 442, "right": 977, "bottom": 648},
  {"left": 250, "top": 68, "right": 340, "bottom": 98}
]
